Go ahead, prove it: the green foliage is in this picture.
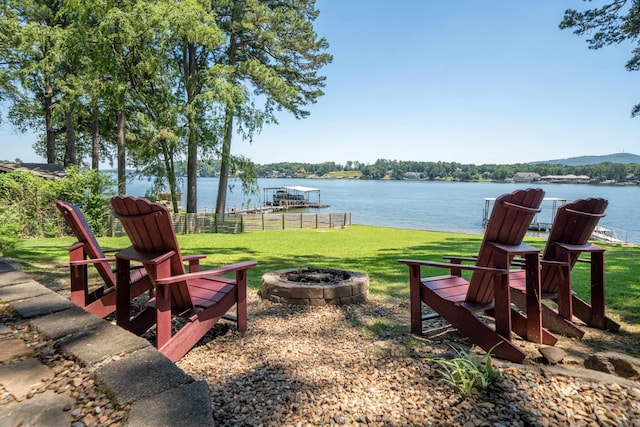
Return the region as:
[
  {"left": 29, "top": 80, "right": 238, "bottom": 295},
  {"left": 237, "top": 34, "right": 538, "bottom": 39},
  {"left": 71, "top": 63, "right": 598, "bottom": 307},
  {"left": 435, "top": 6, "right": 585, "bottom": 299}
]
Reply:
[
  {"left": 561, "top": 2, "right": 640, "bottom": 117},
  {"left": 51, "top": 167, "right": 114, "bottom": 234},
  {"left": 0, "top": 205, "right": 21, "bottom": 256},
  {"left": 0, "top": 170, "right": 57, "bottom": 237},
  {"left": 251, "top": 159, "right": 640, "bottom": 183},
  {"left": 0, "top": 168, "right": 114, "bottom": 238},
  {"left": 426, "top": 346, "right": 502, "bottom": 397}
]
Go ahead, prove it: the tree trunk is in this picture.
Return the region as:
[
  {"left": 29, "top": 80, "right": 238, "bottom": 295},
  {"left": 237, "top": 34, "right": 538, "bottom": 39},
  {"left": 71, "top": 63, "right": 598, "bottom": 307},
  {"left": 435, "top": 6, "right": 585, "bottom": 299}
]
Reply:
[
  {"left": 186, "top": 121, "right": 198, "bottom": 213},
  {"left": 64, "top": 110, "right": 77, "bottom": 166},
  {"left": 168, "top": 157, "right": 179, "bottom": 214},
  {"left": 215, "top": 14, "right": 239, "bottom": 218},
  {"left": 117, "top": 109, "right": 126, "bottom": 195},
  {"left": 185, "top": 43, "right": 198, "bottom": 213},
  {"left": 44, "top": 77, "right": 55, "bottom": 163},
  {"left": 216, "top": 105, "right": 234, "bottom": 217},
  {"left": 160, "top": 137, "right": 180, "bottom": 213},
  {"left": 91, "top": 104, "right": 100, "bottom": 170}
]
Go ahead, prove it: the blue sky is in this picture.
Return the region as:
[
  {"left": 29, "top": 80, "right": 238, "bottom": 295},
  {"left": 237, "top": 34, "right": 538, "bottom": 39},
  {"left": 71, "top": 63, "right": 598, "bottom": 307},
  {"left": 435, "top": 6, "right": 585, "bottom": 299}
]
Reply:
[{"left": 2, "top": 1, "right": 638, "bottom": 166}]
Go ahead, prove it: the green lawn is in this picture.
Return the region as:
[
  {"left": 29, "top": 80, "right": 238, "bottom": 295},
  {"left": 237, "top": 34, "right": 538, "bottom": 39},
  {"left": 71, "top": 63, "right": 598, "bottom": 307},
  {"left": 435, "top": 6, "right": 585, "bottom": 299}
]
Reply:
[{"left": 9, "top": 225, "right": 640, "bottom": 329}]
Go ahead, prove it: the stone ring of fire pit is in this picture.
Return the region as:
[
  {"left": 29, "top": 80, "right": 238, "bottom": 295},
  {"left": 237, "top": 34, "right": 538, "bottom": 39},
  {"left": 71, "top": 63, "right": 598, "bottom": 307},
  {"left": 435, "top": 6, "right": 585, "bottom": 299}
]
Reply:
[{"left": 260, "top": 267, "right": 369, "bottom": 306}]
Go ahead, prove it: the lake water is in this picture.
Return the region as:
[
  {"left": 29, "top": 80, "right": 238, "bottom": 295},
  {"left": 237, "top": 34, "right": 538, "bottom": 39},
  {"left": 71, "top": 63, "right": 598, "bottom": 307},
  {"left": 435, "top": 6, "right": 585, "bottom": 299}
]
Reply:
[{"left": 126, "top": 177, "right": 640, "bottom": 243}]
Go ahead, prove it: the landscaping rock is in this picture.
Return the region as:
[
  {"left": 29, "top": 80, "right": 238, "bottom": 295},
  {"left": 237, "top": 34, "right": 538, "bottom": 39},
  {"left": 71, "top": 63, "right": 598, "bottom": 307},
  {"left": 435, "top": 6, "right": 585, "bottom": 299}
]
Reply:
[
  {"left": 539, "top": 346, "right": 566, "bottom": 365},
  {"left": 584, "top": 351, "right": 640, "bottom": 379}
]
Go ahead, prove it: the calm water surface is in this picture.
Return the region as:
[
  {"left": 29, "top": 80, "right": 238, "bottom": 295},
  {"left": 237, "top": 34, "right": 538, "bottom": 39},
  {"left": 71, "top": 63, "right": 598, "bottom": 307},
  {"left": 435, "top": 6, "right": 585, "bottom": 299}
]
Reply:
[{"left": 127, "top": 177, "right": 640, "bottom": 243}]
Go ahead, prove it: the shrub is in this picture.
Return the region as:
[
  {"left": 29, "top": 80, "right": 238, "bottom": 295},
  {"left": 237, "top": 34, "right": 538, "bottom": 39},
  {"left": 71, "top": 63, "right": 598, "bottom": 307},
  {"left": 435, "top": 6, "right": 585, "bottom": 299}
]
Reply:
[
  {"left": 0, "top": 206, "right": 21, "bottom": 256},
  {"left": 0, "top": 167, "right": 115, "bottom": 238},
  {"left": 0, "top": 170, "right": 56, "bottom": 237},
  {"left": 426, "top": 346, "right": 502, "bottom": 396},
  {"left": 52, "top": 167, "right": 114, "bottom": 235}
]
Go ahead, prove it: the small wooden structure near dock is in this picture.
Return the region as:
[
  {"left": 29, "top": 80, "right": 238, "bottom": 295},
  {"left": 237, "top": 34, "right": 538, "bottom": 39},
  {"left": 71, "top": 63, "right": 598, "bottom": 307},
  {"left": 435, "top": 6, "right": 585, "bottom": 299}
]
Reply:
[
  {"left": 263, "top": 186, "right": 327, "bottom": 209},
  {"left": 483, "top": 196, "right": 566, "bottom": 232}
]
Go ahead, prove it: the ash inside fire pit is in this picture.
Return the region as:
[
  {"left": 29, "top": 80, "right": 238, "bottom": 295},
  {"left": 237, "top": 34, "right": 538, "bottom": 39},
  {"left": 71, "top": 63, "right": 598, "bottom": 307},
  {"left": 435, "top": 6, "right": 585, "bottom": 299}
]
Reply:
[
  {"left": 260, "top": 267, "right": 369, "bottom": 306},
  {"left": 285, "top": 269, "right": 350, "bottom": 284}
]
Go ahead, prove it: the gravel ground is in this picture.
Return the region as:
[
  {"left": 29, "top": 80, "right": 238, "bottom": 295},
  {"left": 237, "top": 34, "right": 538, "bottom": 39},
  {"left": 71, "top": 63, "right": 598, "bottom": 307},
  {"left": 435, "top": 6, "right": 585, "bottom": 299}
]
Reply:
[
  {"left": 3, "top": 289, "right": 640, "bottom": 426},
  {"left": 176, "top": 292, "right": 640, "bottom": 427},
  {"left": 0, "top": 303, "right": 129, "bottom": 427}
]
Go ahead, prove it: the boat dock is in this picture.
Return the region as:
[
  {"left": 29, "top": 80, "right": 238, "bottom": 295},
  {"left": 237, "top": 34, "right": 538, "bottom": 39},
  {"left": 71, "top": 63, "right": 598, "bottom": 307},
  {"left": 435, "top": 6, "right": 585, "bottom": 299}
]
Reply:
[
  {"left": 222, "top": 185, "right": 329, "bottom": 216},
  {"left": 263, "top": 186, "right": 328, "bottom": 209},
  {"left": 483, "top": 197, "right": 566, "bottom": 232},
  {"left": 482, "top": 196, "right": 627, "bottom": 243}
]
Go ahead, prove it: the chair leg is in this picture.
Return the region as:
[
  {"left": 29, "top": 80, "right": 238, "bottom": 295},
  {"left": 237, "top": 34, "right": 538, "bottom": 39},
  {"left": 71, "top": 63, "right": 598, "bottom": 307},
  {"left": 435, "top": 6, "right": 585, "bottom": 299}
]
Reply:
[
  {"left": 236, "top": 270, "right": 248, "bottom": 334},
  {"left": 422, "top": 290, "right": 526, "bottom": 363},
  {"left": 572, "top": 294, "right": 621, "bottom": 332},
  {"left": 408, "top": 265, "right": 423, "bottom": 334},
  {"left": 555, "top": 262, "right": 573, "bottom": 321},
  {"left": 155, "top": 284, "right": 173, "bottom": 351},
  {"left": 522, "top": 252, "right": 543, "bottom": 343},
  {"left": 586, "top": 251, "right": 608, "bottom": 328},
  {"left": 570, "top": 251, "right": 620, "bottom": 332},
  {"left": 445, "top": 301, "right": 526, "bottom": 363},
  {"left": 511, "top": 291, "right": 584, "bottom": 338},
  {"left": 511, "top": 309, "right": 558, "bottom": 345}
]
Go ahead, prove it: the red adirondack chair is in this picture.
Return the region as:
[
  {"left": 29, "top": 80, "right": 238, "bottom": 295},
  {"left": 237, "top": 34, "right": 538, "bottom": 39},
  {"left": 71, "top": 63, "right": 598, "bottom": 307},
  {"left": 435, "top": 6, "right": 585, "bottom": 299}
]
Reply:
[
  {"left": 510, "top": 197, "right": 620, "bottom": 336},
  {"left": 55, "top": 200, "right": 153, "bottom": 318},
  {"left": 399, "top": 188, "right": 558, "bottom": 363},
  {"left": 110, "top": 196, "right": 257, "bottom": 362}
]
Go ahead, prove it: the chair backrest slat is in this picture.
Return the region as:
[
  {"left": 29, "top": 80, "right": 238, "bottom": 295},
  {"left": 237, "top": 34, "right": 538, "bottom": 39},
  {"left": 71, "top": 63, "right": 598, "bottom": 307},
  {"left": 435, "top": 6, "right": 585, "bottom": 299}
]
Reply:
[
  {"left": 468, "top": 188, "right": 545, "bottom": 304},
  {"left": 55, "top": 200, "right": 116, "bottom": 287},
  {"left": 111, "top": 196, "right": 192, "bottom": 309},
  {"left": 541, "top": 198, "right": 607, "bottom": 293}
]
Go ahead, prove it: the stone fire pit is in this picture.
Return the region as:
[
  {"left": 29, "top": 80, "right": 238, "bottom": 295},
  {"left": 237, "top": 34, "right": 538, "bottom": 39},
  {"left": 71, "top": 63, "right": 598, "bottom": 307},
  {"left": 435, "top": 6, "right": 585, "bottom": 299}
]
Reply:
[{"left": 260, "top": 267, "right": 369, "bottom": 306}]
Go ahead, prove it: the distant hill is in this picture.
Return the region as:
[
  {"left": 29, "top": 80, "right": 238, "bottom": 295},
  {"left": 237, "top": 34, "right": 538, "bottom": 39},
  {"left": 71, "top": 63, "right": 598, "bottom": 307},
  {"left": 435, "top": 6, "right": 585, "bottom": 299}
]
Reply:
[{"left": 530, "top": 152, "right": 640, "bottom": 166}]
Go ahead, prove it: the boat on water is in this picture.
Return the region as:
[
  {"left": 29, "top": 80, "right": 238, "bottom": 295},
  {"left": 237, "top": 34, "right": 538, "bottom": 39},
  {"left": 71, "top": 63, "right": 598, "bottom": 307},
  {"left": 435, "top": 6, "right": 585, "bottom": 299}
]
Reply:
[{"left": 591, "top": 225, "right": 625, "bottom": 244}]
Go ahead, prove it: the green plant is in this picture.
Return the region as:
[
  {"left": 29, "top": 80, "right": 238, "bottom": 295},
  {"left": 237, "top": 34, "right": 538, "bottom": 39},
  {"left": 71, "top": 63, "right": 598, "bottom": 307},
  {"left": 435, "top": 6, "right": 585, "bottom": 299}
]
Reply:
[
  {"left": 426, "top": 346, "right": 502, "bottom": 396},
  {"left": 52, "top": 167, "right": 114, "bottom": 235},
  {"left": 0, "top": 169, "right": 55, "bottom": 237},
  {"left": 0, "top": 167, "right": 114, "bottom": 238},
  {"left": 0, "top": 206, "right": 21, "bottom": 256}
]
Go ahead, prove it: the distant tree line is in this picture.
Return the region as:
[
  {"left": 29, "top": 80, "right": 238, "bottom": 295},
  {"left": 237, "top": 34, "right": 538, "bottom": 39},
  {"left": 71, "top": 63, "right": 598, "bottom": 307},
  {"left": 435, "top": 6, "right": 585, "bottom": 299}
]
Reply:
[
  {"left": 350, "top": 160, "right": 639, "bottom": 183},
  {"left": 177, "top": 159, "right": 640, "bottom": 183}
]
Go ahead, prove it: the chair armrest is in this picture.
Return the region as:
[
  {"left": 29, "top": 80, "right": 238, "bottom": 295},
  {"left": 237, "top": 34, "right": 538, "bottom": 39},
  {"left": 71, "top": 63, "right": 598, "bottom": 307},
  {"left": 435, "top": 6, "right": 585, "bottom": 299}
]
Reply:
[
  {"left": 398, "top": 259, "right": 506, "bottom": 275},
  {"left": 182, "top": 254, "right": 206, "bottom": 262},
  {"left": 511, "top": 257, "right": 526, "bottom": 267},
  {"left": 553, "top": 242, "right": 604, "bottom": 253},
  {"left": 155, "top": 261, "right": 258, "bottom": 285},
  {"left": 102, "top": 248, "right": 126, "bottom": 254},
  {"left": 70, "top": 257, "right": 116, "bottom": 266},
  {"left": 488, "top": 242, "right": 540, "bottom": 256},
  {"left": 182, "top": 254, "right": 206, "bottom": 272},
  {"left": 115, "top": 247, "right": 177, "bottom": 265},
  {"left": 540, "top": 259, "right": 567, "bottom": 266},
  {"left": 442, "top": 255, "right": 478, "bottom": 263}
]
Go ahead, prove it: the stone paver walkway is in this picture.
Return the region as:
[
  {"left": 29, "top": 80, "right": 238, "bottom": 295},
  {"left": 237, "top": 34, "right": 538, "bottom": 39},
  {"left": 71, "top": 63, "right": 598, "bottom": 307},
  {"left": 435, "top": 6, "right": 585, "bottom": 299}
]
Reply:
[{"left": 0, "top": 258, "right": 213, "bottom": 426}]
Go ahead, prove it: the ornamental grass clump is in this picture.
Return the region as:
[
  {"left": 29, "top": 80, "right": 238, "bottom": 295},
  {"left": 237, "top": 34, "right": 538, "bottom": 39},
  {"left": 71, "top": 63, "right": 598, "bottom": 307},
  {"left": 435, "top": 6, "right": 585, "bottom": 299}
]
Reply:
[{"left": 426, "top": 346, "right": 502, "bottom": 397}]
